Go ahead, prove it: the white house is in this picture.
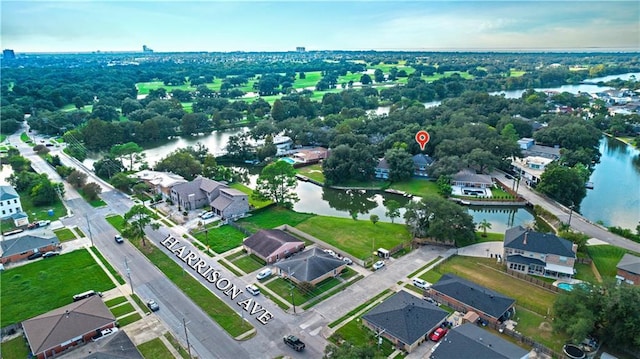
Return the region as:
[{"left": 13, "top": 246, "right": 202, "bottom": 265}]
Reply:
[{"left": 0, "top": 185, "right": 29, "bottom": 227}]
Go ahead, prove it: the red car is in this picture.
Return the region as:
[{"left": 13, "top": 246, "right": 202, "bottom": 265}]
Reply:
[{"left": 429, "top": 327, "right": 448, "bottom": 342}]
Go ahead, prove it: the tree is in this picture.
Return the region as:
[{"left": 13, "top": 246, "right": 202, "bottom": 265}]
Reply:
[
  {"left": 404, "top": 196, "right": 475, "bottom": 245},
  {"left": 477, "top": 219, "right": 492, "bottom": 237},
  {"left": 154, "top": 149, "right": 202, "bottom": 180},
  {"left": 384, "top": 199, "right": 401, "bottom": 224},
  {"left": 360, "top": 74, "right": 372, "bottom": 85},
  {"left": 464, "top": 148, "right": 500, "bottom": 173},
  {"left": 436, "top": 175, "right": 452, "bottom": 197},
  {"left": 256, "top": 135, "right": 277, "bottom": 161},
  {"left": 374, "top": 69, "right": 385, "bottom": 83},
  {"left": 94, "top": 156, "right": 124, "bottom": 179},
  {"left": 110, "top": 142, "right": 144, "bottom": 171},
  {"left": 110, "top": 172, "right": 136, "bottom": 192},
  {"left": 122, "top": 204, "right": 160, "bottom": 247},
  {"left": 537, "top": 163, "right": 587, "bottom": 209},
  {"left": 67, "top": 169, "right": 88, "bottom": 188},
  {"left": 254, "top": 161, "right": 299, "bottom": 208},
  {"left": 82, "top": 182, "right": 102, "bottom": 201},
  {"left": 31, "top": 178, "right": 59, "bottom": 206},
  {"left": 370, "top": 214, "right": 379, "bottom": 225},
  {"left": 384, "top": 148, "right": 414, "bottom": 182}
]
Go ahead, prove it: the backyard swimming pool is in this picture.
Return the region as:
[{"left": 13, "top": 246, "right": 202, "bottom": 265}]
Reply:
[
  {"left": 280, "top": 157, "right": 296, "bottom": 164},
  {"left": 555, "top": 280, "right": 587, "bottom": 291}
]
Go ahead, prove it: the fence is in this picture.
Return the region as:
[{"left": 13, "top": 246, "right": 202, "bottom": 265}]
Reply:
[
  {"left": 1, "top": 323, "right": 22, "bottom": 338},
  {"left": 506, "top": 269, "right": 560, "bottom": 293}
]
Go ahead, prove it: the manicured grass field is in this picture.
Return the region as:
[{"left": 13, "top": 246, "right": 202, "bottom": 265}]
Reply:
[
  {"left": 138, "top": 338, "right": 175, "bottom": 359},
  {"left": 586, "top": 244, "right": 627, "bottom": 279},
  {"left": 105, "top": 214, "right": 126, "bottom": 232},
  {"left": 388, "top": 178, "right": 440, "bottom": 197},
  {"left": 229, "top": 182, "right": 271, "bottom": 209},
  {"left": 20, "top": 192, "right": 66, "bottom": 221},
  {"left": 128, "top": 236, "right": 253, "bottom": 337},
  {"left": 293, "top": 71, "right": 323, "bottom": 89},
  {"left": 509, "top": 70, "right": 527, "bottom": 77},
  {"left": 192, "top": 225, "right": 247, "bottom": 253},
  {"left": 296, "top": 163, "right": 325, "bottom": 183},
  {"left": 265, "top": 276, "right": 343, "bottom": 307},
  {"left": 110, "top": 302, "right": 136, "bottom": 318},
  {"left": 330, "top": 319, "right": 395, "bottom": 357},
  {"left": 117, "top": 312, "right": 142, "bottom": 327},
  {"left": 237, "top": 206, "right": 315, "bottom": 233},
  {"left": 423, "top": 70, "right": 474, "bottom": 82},
  {"left": 295, "top": 216, "right": 410, "bottom": 260},
  {"left": 54, "top": 227, "right": 77, "bottom": 242},
  {"left": 230, "top": 253, "right": 265, "bottom": 274},
  {"left": 105, "top": 296, "right": 128, "bottom": 307},
  {"left": 0, "top": 249, "right": 115, "bottom": 327},
  {"left": 472, "top": 232, "right": 504, "bottom": 244},
  {"left": 0, "top": 336, "right": 30, "bottom": 359}
]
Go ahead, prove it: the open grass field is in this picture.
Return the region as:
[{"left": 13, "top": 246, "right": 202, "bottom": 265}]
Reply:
[
  {"left": 296, "top": 163, "right": 325, "bottom": 183},
  {"left": 229, "top": 182, "right": 271, "bottom": 209},
  {"left": 0, "top": 336, "right": 30, "bottom": 359},
  {"left": 330, "top": 319, "right": 395, "bottom": 357},
  {"left": 295, "top": 216, "right": 411, "bottom": 259},
  {"left": 265, "top": 276, "right": 343, "bottom": 307},
  {"left": 423, "top": 71, "right": 474, "bottom": 82},
  {"left": 388, "top": 178, "right": 440, "bottom": 197},
  {"left": 230, "top": 253, "right": 265, "bottom": 274},
  {"left": 0, "top": 249, "right": 115, "bottom": 327},
  {"left": 236, "top": 206, "right": 315, "bottom": 233},
  {"left": 137, "top": 338, "right": 175, "bottom": 359},
  {"left": 54, "top": 227, "right": 77, "bottom": 242},
  {"left": 192, "top": 224, "right": 247, "bottom": 253},
  {"left": 128, "top": 236, "right": 253, "bottom": 337},
  {"left": 105, "top": 214, "right": 126, "bottom": 232},
  {"left": 293, "top": 71, "right": 323, "bottom": 89},
  {"left": 509, "top": 70, "right": 527, "bottom": 77},
  {"left": 61, "top": 104, "right": 94, "bottom": 112},
  {"left": 586, "top": 244, "right": 627, "bottom": 279},
  {"left": 20, "top": 191, "right": 66, "bottom": 221}
]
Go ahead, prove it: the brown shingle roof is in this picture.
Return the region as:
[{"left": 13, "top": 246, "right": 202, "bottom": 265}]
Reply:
[
  {"left": 23, "top": 296, "right": 115, "bottom": 355},
  {"left": 243, "top": 229, "right": 303, "bottom": 259}
]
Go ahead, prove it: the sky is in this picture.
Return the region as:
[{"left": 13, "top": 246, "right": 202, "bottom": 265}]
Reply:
[{"left": 1, "top": 1, "right": 639, "bottom": 53}]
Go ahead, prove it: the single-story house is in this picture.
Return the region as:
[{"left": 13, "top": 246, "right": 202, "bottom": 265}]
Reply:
[
  {"left": 170, "top": 176, "right": 248, "bottom": 219},
  {"left": 430, "top": 323, "right": 530, "bottom": 359},
  {"left": 616, "top": 253, "right": 640, "bottom": 286},
  {"left": 0, "top": 185, "right": 29, "bottom": 227},
  {"left": 292, "top": 147, "right": 328, "bottom": 164},
  {"left": 242, "top": 229, "right": 305, "bottom": 264},
  {"left": 412, "top": 154, "right": 434, "bottom": 177},
  {"left": 451, "top": 169, "right": 493, "bottom": 188},
  {"left": 0, "top": 229, "right": 60, "bottom": 264},
  {"left": 71, "top": 330, "right": 144, "bottom": 358},
  {"left": 362, "top": 290, "right": 449, "bottom": 353},
  {"left": 428, "top": 274, "right": 516, "bottom": 325},
  {"left": 273, "top": 247, "right": 346, "bottom": 285},
  {"left": 131, "top": 170, "right": 187, "bottom": 199},
  {"left": 503, "top": 226, "right": 577, "bottom": 279},
  {"left": 23, "top": 295, "right": 116, "bottom": 359},
  {"left": 375, "top": 158, "right": 390, "bottom": 179}
]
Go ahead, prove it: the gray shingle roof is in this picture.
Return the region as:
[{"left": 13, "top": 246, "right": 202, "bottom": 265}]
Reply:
[
  {"left": 171, "top": 176, "right": 225, "bottom": 200},
  {"left": 431, "top": 323, "right": 529, "bottom": 359},
  {"left": 430, "top": 274, "right": 515, "bottom": 319},
  {"left": 412, "top": 154, "right": 434, "bottom": 166},
  {"left": 211, "top": 195, "right": 233, "bottom": 211},
  {"left": 0, "top": 232, "right": 59, "bottom": 257},
  {"left": 273, "top": 248, "right": 345, "bottom": 282},
  {"left": 452, "top": 169, "right": 492, "bottom": 185},
  {"left": 617, "top": 253, "right": 640, "bottom": 275},
  {"left": 506, "top": 254, "right": 545, "bottom": 266},
  {"left": 242, "top": 229, "right": 303, "bottom": 259},
  {"left": 23, "top": 296, "right": 116, "bottom": 355},
  {"left": 0, "top": 185, "right": 19, "bottom": 200},
  {"left": 362, "top": 290, "right": 448, "bottom": 346},
  {"left": 504, "top": 226, "right": 575, "bottom": 258}
]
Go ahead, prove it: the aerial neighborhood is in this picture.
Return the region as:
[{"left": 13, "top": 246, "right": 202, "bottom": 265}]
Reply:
[{"left": 1, "top": 44, "right": 640, "bottom": 359}]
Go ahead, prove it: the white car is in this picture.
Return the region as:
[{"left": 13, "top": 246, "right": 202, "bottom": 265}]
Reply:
[
  {"left": 246, "top": 284, "right": 260, "bottom": 296},
  {"left": 342, "top": 257, "right": 353, "bottom": 265},
  {"left": 256, "top": 268, "right": 272, "bottom": 280},
  {"left": 412, "top": 278, "right": 431, "bottom": 289},
  {"left": 201, "top": 211, "right": 215, "bottom": 220},
  {"left": 373, "top": 260, "right": 385, "bottom": 270},
  {"left": 323, "top": 249, "right": 336, "bottom": 257}
]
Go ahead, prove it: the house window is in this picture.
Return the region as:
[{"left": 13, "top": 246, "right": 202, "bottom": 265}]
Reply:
[
  {"left": 15, "top": 208, "right": 20, "bottom": 213},
  {"left": 14, "top": 199, "right": 17, "bottom": 204},
  {"left": 8, "top": 208, "right": 12, "bottom": 213},
  {"left": 559, "top": 256, "right": 567, "bottom": 263},
  {"left": 1, "top": 210, "right": 5, "bottom": 215}
]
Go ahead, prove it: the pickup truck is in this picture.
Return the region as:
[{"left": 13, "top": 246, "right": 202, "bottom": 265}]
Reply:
[{"left": 283, "top": 335, "right": 305, "bottom": 351}]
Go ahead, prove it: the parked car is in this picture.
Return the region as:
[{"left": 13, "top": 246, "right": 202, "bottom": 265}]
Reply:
[
  {"left": 27, "top": 222, "right": 38, "bottom": 230},
  {"left": 201, "top": 211, "right": 215, "bottom": 219},
  {"left": 147, "top": 299, "right": 160, "bottom": 312},
  {"left": 43, "top": 251, "right": 60, "bottom": 258},
  {"left": 424, "top": 297, "right": 440, "bottom": 306},
  {"left": 93, "top": 327, "right": 118, "bottom": 341},
  {"left": 429, "top": 327, "right": 448, "bottom": 342},
  {"left": 37, "top": 220, "right": 51, "bottom": 227},
  {"left": 256, "top": 268, "right": 272, "bottom": 280},
  {"left": 283, "top": 335, "right": 305, "bottom": 351},
  {"left": 73, "top": 290, "right": 102, "bottom": 302},
  {"left": 412, "top": 278, "right": 430, "bottom": 289},
  {"left": 372, "top": 260, "right": 385, "bottom": 270},
  {"left": 342, "top": 257, "right": 353, "bottom": 265},
  {"left": 27, "top": 252, "right": 43, "bottom": 260},
  {"left": 114, "top": 235, "right": 124, "bottom": 243},
  {"left": 246, "top": 284, "right": 260, "bottom": 296},
  {"left": 323, "top": 249, "right": 336, "bottom": 257}
]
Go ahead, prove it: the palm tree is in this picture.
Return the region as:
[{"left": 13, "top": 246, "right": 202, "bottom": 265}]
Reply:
[{"left": 477, "top": 219, "right": 492, "bottom": 237}]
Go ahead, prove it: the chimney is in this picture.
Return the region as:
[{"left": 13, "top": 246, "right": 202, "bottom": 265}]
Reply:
[{"left": 523, "top": 232, "right": 528, "bottom": 245}]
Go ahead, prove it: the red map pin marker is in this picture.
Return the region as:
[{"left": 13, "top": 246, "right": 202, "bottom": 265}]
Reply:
[{"left": 415, "top": 130, "right": 430, "bottom": 151}]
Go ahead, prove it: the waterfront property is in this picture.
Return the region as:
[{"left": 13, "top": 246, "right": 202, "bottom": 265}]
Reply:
[
  {"left": 242, "top": 229, "right": 305, "bottom": 264},
  {"left": 130, "top": 170, "right": 187, "bottom": 199},
  {"left": 170, "top": 176, "right": 249, "bottom": 219},
  {"left": 430, "top": 323, "right": 530, "bottom": 359},
  {"left": 616, "top": 253, "right": 640, "bottom": 285},
  {"left": 374, "top": 158, "right": 390, "bottom": 179},
  {"left": 412, "top": 154, "right": 434, "bottom": 177},
  {"left": 361, "top": 290, "right": 448, "bottom": 353},
  {"left": 503, "top": 226, "right": 577, "bottom": 279},
  {"left": 428, "top": 273, "right": 516, "bottom": 326},
  {"left": 22, "top": 296, "right": 116, "bottom": 359},
  {"left": 451, "top": 169, "right": 493, "bottom": 189},
  {"left": 273, "top": 247, "right": 346, "bottom": 285}
]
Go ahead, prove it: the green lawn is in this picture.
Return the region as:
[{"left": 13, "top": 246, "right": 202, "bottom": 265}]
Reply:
[
  {"left": 236, "top": 206, "right": 315, "bottom": 233},
  {"left": 573, "top": 261, "right": 598, "bottom": 283},
  {"left": 20, "top": 193, "right": 66, "bottom": 222},
  {"left": 138, "top": 338, "right": 175, "bottom": 359},
  {"left": 117, "top": 312, "right": 142, "bottom": 326},
  {"left": 128, "top": 236, "right": 253, "bottom": 337},
  {"left": 296, "top": 163, "right": 325, "bottom": 183},
  {"left": 472, "top": 232, "right": 504, "bottom": 244},
  {"left": 265, "top": 276, "right": 343, "bottom": 307},
  {"left": 192, "top": 225, "right": 247, "bottom": 253},
  {"left": 110, "top": 302, "right": 136, "bottom": 317},
  {"left": 53, "top": 227, "right": 77, "bottom": 242},
  {"left": 74, "top": 227, "right": 86, "bottom": 237},
  {"left": 164, "top": 332, "right": 191, "bottom": 359},
  {"left": 131, "top": 293, "right": 152, "bottom": 315},
  {"left": 330, "top": 319, "right": 395, "bottom": 357},
  {"left": 105, "top": 214, "right": 126, "bottom": 232},
  {"left": 328, "top": 289, "right": 392, "bottom": 328},
  {"left": 0, "top": 134, "right": 7, "bottom": 142},
  {"left": 0, "top": 336, "right": 30, "bottom": 359},
  {"left": 408, "top": 256, "right": 442, "bottom": 278},
  {"left": 295, "top": 216, "right": 411, "bottom": 260},
  {"left": 293, "top": 71, "right": 323, "bottom": 89},
  {"left": 423, "top": 71, "right": 474, "bottom": 82},
  {"left": 105, "top": 296, "right": 128, "bottom": 307},
  {"left": 90, "top": 246, "right": 125, "bottom": 284},
  {"left": 230, "top": 253, "right": 265, "bottom": 274},
  {"left": 229, "top": 182, "right": 271, "bottom": 209},
  {"left": 509, "top": 70, "right": 527, "bottom": 77},
  {"left": 20, "top": 132, "right": 31, "bottom": 143},
  {"left": 586, "top": 245, "right": 627, "bottom": 279},
  {"left": 388, "top": 178, "right": 440, "bottom": 197},
  {"left": 0, "top": 249, "right": 115, "bottom": 327}
]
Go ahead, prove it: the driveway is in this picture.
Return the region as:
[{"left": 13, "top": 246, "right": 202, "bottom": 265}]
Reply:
[{"left": 456, "top": 242, "right": 503, "bottom": 259}]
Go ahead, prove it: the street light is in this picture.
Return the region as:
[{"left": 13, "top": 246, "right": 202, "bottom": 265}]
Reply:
[
  {"left": 124, "top": 257, "right": 133, "bottom": 295},
  {"left": 568, "top": 202, "right": 575, "bottom": 227}
]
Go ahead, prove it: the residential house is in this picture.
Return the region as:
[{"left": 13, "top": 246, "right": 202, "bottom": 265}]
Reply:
[
  {"left": 291, "top": 147, "right": 328, "bottom": 164},
  {"left": 375, "top": 158, "right": 390, "bottom": 179},
  {"left": 242, "top": 229, "right": 305, "bottom": 264},
  {"left": 70, "top": 331, "right": 144, "bottom": 358},
  {"left": 22, "top": 295, "right": 116, "bottom": 359},
  {"left": 170, "top": 176, "right": 248, "bottom": 219},
  {"left": 131, "top": 170, "right": 187, "bottom": 199},
  {"left": 451, "top": 169, "right": 493, "bottom": 188},
  {"left": 0, "top": 185, "right": 29, "bottom": 227},
  {"left": 0, "top": 229, "right": 60, "bottom": 264},
  {"left": 361, "top": 290, "right": 448, "bottom": 353},
  {"left": 503, "top": 226, "right": 577, "bottom": 279},
  {"left": 511, "top": 156, "right": 554, "bottom": 186},
  {"left": 273, "top": 247, "right": 346, "bottom": 285},
  {"left": 616, "top": 253, "right": 640, "bottom": 286},
  {"left": 430, "top": 323, "right": 530, "bottom": 359},
  {"left": 428, "top": 274, "right": 516, "bottom": 326},
  {"left": 412, "top": 154, "right": 434, "bottom": 177}
]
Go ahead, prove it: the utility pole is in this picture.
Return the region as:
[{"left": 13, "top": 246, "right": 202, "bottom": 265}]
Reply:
[
  {"left": 568, "top": 202, "right": 575, "bottom": 227},
  {"left": 85, "top": 214, "right": 94, "bottom": 247},
  {"left": 375, "top": 328, "right": 386, "bottom": 350},
  {"left": 124, "top": 257, "right": 133, "bottom": 295},
  {"left": 288, "top": 267, "right": 296, "bottom": 314},
  {"left": 183, "top": 318, "right": 192, "bottom": 359}
]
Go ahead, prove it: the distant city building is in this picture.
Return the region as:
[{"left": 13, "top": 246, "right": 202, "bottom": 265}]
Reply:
[
  {"left": 142, "top": 45, "right": 153, "bottom": 53},
  {"left": 2, "top": 49, "right": 15, "bottom": 59},
  {"left": 296, "top": 47, "right": 306, "bottom": 52}
]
